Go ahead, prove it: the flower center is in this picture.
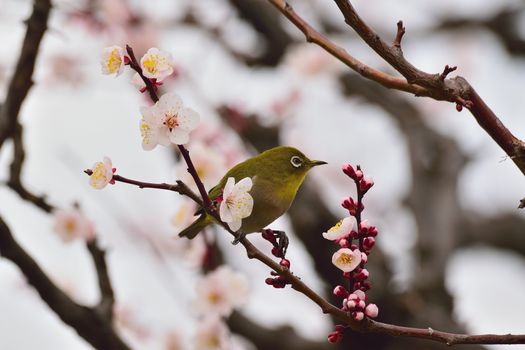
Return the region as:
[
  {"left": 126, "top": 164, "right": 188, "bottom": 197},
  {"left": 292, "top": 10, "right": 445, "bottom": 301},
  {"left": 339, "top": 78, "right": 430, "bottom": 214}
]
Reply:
[
  {"left": 336, "top": 253, "right": 353, "bottom": 265},
  {"left": 64, "top": 219, "right": 76, "bottom": 234},
  {"left": 142, "top": 54, "right": 158, "bottom": 74},
  {"left": 163, "top": 114, "right": 179, "bottom": 131},
  {"left": 329, "top": 220, "right": 343, "bottom": 233}
]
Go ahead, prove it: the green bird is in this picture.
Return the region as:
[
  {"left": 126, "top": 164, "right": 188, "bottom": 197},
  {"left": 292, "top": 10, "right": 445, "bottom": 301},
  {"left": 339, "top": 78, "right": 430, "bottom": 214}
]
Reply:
[{"left": 178, "top": 146, "right": 327, "bottom": 240}]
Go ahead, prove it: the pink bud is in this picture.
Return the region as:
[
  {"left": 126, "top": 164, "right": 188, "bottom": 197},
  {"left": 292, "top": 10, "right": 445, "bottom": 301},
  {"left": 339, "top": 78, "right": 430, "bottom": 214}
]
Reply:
[
  {"left": 354, "top": 289, "right": 366, "bottom": 300},
  {"left": 456, "top": 103, "right": 463, "bottom": 112},
  {"left": 360, "top": 252, "right": 368, "bottom": 264},
  {"left": 265, "top": 278, "right": 274, "bottom": 285},
  {"left": 335, "top": 325, "right": 345, "bottom": 332},
  {"left": 350, "top": 230, "right": 359, "bottom": 239},
  {"left": 280, "top": 258, "right": 290, "bottom": 268},
  {"left": 363, "top": 237, "right": 375, "bottom": 251},
  {"left": 359, "top": 176, "right": 374, "bottom": 193},
  {"left": 271, "top": 247, "right": 280, "bottom": 257},
  {"left": 338, "top": 238, "right": 350, "bottom": 248},
  {"left": 365, "top": 303, "right": 379, "bottom": 318},
  {"left": 342, "top": 164, "right": 357, "bottom": 178},
  {"left": 333, "top": 285, "right": 349, "bottom": 298},
  {"left": 369, "top": 226, "right": 378, "bottom": 237},
  {"left": 355, "top": 269, "right": 369, "bottom": 281},
  {"left": 346, "top": 299, "right": 357, "bottom": 310},
  {"left": 359, "top": 220, "right": 371, "bottom": 234},
  {"left": 341, "top": 197, "right": 351, "bottom": 209},
  {"left": 363, "top": 282, "right": 372, "bottom": 290},
  {"left": 348, "top": 293, "right": 358, "bottom": 301},
  {"left": 328, "top": 332, "right": 342, "bottom": 343},
  {"left": 123, "top": 56, "right": 130, "bottom": 65},
  {"left": 350, "top": 244, "right": 358, "bottom": 250},
  {"left": 354, "top": 170, "right": 363, "bottom": 181},
  {"left": 343, "top": 272, "right": 351, "bottom": 279},
  {"left": 352, "top": 311, "right": 365, "bottom": 321}
]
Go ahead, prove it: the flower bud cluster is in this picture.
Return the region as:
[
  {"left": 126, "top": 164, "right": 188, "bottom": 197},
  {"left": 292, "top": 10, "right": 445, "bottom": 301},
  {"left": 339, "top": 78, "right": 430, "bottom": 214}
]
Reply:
[
  {"left": 261, "top": 229, "right": 291, "bottom": 288},
  {"left": 322, "top": 164, "right": 379, "bottom": 343}
]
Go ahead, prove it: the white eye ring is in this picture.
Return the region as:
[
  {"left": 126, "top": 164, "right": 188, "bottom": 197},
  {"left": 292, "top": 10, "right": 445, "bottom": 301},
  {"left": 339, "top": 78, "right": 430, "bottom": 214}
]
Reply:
[{"left": 290, "top": 156, "right": 303, "bottom": 168}]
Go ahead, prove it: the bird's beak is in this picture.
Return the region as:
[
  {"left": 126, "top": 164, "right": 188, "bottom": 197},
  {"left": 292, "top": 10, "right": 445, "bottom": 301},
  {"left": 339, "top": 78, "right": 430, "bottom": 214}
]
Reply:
[{"left": 311, "top": 160, "right": 328, "bottom": 167}]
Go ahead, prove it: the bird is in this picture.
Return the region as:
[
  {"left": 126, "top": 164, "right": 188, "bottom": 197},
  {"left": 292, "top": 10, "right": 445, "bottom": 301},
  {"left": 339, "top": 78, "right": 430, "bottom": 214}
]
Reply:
[{"left": 178, "top": 146, "right": 327, "bottom": 240}]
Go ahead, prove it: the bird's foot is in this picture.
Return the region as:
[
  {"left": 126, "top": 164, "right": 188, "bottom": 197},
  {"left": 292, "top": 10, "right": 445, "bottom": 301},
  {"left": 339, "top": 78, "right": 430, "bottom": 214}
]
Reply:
[
  {"left": 273, "top": 230, "right": 289, "bottom": 258},
  {"left": 231, "top": 232, "right": 246, "bottom": 245}
]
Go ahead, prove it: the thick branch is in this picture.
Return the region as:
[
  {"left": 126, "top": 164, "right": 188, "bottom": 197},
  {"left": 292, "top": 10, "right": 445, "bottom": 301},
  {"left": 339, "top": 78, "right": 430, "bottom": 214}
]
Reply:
[
  {"left": 0, "top": 216, "right": 131, "bottom": 350},
  {"left": 86, "top": 239, "right": 115, "bottom": 321}
]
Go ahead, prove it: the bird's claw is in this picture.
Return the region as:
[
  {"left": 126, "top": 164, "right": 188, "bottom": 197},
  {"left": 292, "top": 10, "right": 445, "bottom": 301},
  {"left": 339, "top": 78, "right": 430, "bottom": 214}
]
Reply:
[
  {"left": 273, "top": 230, "right": 289, "bottom": 257},
  {"left": 231, "top": 232, "right": 246, "bottom": 245}
]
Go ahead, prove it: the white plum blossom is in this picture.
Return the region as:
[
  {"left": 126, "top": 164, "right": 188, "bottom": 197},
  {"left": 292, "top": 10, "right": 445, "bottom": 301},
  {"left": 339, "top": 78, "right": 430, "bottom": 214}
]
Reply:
[
  {"left": 195, "top": 265, "right": 249, "bottom": 317},
  {"left": 322, "top": 217, "right": 355, "bottom": 241},
  {"left": 140, "top": 47, "right": 173, "bottom": 81},
  {"left": 332, "top": 248, "right": 362, "bottom": 272},
  {"left": 89, "top": 157, "right": 114, "bottom": 189},
  {"left": 195, "top": 316, "right": 230, "bottom": 350},
  {"left": 219, "top": 177, "right": 254, "bottom": 232},
  {"left": 53, "top": 209, "right": 94, "bottom": 242},
  {"left": 140, "top": 92, "right": 200, "bottom": 149},
  {"left": 100, "top": 46, "right": 125, "bottom": 76}
]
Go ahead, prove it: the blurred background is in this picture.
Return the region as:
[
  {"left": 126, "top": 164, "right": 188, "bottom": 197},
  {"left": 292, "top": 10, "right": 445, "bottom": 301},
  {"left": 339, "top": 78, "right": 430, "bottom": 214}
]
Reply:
[{"left": 1, "top": 0, "right": 525, "bottom": 349}]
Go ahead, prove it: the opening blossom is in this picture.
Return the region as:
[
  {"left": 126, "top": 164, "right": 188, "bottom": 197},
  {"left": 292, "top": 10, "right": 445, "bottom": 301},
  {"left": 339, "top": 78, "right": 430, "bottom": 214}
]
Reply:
[
  {"left": 89, "top": 157, "right": 115, "bottom": 189},
  {"left": 195, "top": 266, "right": 249, "bottom": 317},
  {"left": 140, "top": 92, "right": 200, "bottom": 149},
  {"left": 101, "top": 46, "right": 125, "bottom": 76},
  {"left": 219, "top": 177, "right": 254, "bottom": 232},
  {"left": 332, "top": 248, "right": 362, "bottom": 272},
  {"left": 53, "top": 209, "right": 94, "bottom": 242},
  {"left": 195, "top": 316, "right": 230, "bottom": 350},
  {"left": 322, "top": 216, "right": 355, "bottom": 241},
  {"left": 140, "top": 47, "right": 174, "bottom": 81}
]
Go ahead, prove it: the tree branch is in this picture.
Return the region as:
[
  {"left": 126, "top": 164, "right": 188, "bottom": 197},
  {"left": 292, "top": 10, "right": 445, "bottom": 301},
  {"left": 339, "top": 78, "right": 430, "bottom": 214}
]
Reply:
[
  {"left": 0, "top": 216, "right": 131, "bottom": 350},
  {"left": 266, "top": 0, "right": 525, "bottom": 194}
]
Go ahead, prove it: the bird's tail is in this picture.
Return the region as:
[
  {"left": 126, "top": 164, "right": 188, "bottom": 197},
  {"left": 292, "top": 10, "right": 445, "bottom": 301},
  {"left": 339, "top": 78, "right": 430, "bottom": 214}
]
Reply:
[{"left": 178, "top": 213, "right": 212, "bottom": 239}]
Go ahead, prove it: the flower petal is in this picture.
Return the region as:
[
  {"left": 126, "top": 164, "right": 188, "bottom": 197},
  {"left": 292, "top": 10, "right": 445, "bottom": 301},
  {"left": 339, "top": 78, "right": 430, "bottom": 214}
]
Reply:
[
  {"left": 220, "top": 201, "right": 233, "bottom": 222},
  {"left": 140, "top": 119, "right": 158, "bottom": 151},
  {"left": 158, "top": 92, "right": 182, "bottom": 116},
  {"left": 228, "top": 219, "right": 242, "bottom": 232},
  {"left": 235, "top": 192, "right": 254, "bottom": 219},
  {"left": 233, "top": 177, "right": 253, "bottom": 195},
  {"left": 222, "top": 177, "right": 235, "bottom": 199},
  {"left": 168, "top": 127, "right": 189, "bottom": 145},
  {"left": 178, "top": 107, "right": 200, "bottom": 131}
]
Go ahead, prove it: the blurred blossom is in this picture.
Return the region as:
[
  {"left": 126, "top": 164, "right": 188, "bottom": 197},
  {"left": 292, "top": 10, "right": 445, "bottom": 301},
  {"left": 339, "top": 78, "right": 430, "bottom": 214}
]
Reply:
[
  {"left": 100, "top": 0, "right": 132, "bottom": 26},
  {"left": 140, "top": 47, "right": 174, "bottom": 81},
  {"left": 100, "top": 46, "right": 125, "bottom": 76},
  {"left": 284, "top": 44, "right": 340, "bottom": 76},
  {"left": 114, "top": 304, "right": 151, "bottom": 340},
  {"left": 195, "top": 266, "right": 249, "bottom": 317},
  {"left": 165, "top": 330, "right": 186, "bottom": 350},
  {"left": 45, "top": 54, "right": 84, "bottom": 86},
  {"left": 89, "top": 157, "right": 115, "bottom": 189},
  {"left": 177, "top": 142, "right": 227, "bottom": 190},
  {"left": 53, "top": 208, "right": 94, "bottom": 242},
  {"left": 131, "top": 72, "right": 146, "bottom": 90},
  {"left": 194, "top": 316, "right": 230, "bottom": 350},
  {"left": 140, "top": 92, "right": 200, "bottom": 149},
  {"left": 219, "top": 177, "right": 254, "bottom": 232}
]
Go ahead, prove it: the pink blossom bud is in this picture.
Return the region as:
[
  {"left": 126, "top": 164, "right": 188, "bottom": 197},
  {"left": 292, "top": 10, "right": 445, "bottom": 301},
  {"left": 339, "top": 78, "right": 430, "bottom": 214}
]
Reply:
[
  {"left": 456, "top": 103, "right": 463, "bottom": 112},
  {"left": 363, "top": 237, "right": 375, "bottom": 251},
  {"left": 271, "top": 247, "right": 280, "bottom": 257},
  {"left": 354, "top": 289, "right": 366, "bottom": 300},
  {"left": 359, "top": 176, "right": 374, "bottom": 193},
  {"left": 265, "top": 278, "right": 274, "bottom": 285},
  {"left": 341, "top": 197, "right": 351, "bottom": 209},
  {"left": 342, "top": 164, "right": 357, "bottom": 178},
  {"left": 354, "top": 170, "right": 363, "bottom": 181},
  {"left": 262, "top": 229, "right": 277, "bottom": 243},
  {"left": 350, "top": 243, "right": 358, "bottom": 250},
  {"left": 335, "top": 325, "right": 345, "bottom": 332},
  {"left": 328, "top": 331, "right": 342, "bottom": 343},
  {"left": 350, "top": 230, "right": 358, "bottom": 239},
  {"left": 338, "top": 238, "right": 350, "bottom": 248},
  {"left": 352, "top": 311, "right": 365, "bottom": 321},
  {"left": 363, "top": 282, "right": 372, "bottom": 290},
  {"left": 333, "top": 285, "right": 349, "bottom": 298},
  {"left": 343, "top": 272, "right": 351, "bottom": 279},
  {"left": 280, "top": 259, "right": 290, "bottom": 268},
  {"left": 353, "top": 282, "right": 361, "bottom": 291},
  {"left": 369, "top": 226, "right": 378, "bottom": 237},
  {"left": 357, "top": 300, "right": 366, "bottom": 309},
  {"left": 365, "top": 304, "right": 379, "bottom": 318},
  {"left": 346, "top": 299, "right": 357, "bottom": 310},
  {"left": 355, "top": 268, "right": 369, "bottom": 281},
  {"left": 360, "top": 252, "right": 368, "bottom": 264},
  {"left": 348, "top": 293, "right": 358, "bottom": 301},
  {"left": 359, "top": 220, "right": 371, "bottom": 234}
]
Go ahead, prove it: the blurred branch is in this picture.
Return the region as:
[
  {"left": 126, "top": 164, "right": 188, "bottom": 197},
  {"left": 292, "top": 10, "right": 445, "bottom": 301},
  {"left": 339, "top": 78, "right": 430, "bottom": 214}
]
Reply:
[
  {"left": 0, "top": 216, "right": 131, "bottom": 350},
  {"left": 266, "top": 0, "right": 525, "bottom": 197},
  {"left": 87, "top": 239, "right": 115, "bottom": 321}
]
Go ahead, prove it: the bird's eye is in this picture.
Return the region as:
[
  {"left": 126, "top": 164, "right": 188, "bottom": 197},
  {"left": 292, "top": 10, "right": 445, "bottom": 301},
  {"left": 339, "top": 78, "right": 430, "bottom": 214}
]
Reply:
[{"left": 290, "top": 156, "right": 303, "bottom": 168}]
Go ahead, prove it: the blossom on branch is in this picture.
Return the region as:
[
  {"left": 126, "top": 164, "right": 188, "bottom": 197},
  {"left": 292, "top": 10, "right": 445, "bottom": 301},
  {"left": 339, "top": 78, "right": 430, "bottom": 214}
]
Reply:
[
  {"left": 89, "top": 157, "right": 115, "bottom": 189},
  {"left": 53, "top": 209, "right": 94, "bottom": 242},
  {"left": 100, "top": 45, "right": 125, "bottom": 76},
  {"left": 140, "top": 92, "right": 200, "bottom": 149},
  {"left": 332, "top": 248, "right": 361, "bottom": 272},
  {"left": 140, "top": 47, "right": 173, "bottom": 81},
  {"left": 219, "top": 177, "right": 254, "bottom": 232},
  {"left": 322, "top": 216, "right": 354, "bottom": 241}
]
